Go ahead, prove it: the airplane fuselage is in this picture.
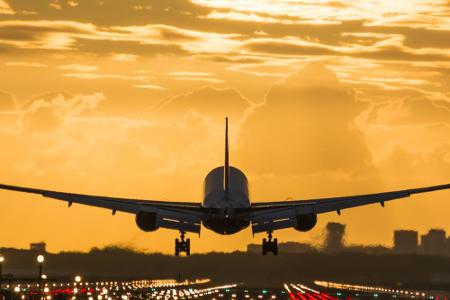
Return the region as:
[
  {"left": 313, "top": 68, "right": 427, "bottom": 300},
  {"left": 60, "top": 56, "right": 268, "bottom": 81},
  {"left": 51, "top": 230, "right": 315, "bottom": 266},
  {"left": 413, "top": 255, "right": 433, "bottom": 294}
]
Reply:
[{"left": 202, "top": 166, "right": 251, "bottom": 234}]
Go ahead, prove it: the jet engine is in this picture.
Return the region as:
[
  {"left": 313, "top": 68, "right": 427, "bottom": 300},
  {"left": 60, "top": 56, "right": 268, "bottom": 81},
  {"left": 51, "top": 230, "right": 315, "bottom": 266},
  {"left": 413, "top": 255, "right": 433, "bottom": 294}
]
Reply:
[
  {"left": 294, "top": 213, "right": 317, "bottom": 232},
  {"left": 135, "top": 212, "right": 159, "bottom": 232}
]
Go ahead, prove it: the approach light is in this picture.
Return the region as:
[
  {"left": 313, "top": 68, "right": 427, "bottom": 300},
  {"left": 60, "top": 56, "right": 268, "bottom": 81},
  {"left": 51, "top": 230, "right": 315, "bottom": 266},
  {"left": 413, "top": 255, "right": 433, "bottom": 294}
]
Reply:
[{"left": 37, "top": 255, "right": 45, "bottom": 263}]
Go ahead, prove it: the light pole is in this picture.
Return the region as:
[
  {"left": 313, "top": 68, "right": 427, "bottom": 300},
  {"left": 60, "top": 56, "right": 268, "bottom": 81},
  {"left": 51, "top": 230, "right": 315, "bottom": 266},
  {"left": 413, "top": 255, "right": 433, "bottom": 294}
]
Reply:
[
  {"left": 37, "top": 255, "right": 45, "bottom": 299},
  {"left": 0, "top": 255, "right": 4, "bottom": 290}
]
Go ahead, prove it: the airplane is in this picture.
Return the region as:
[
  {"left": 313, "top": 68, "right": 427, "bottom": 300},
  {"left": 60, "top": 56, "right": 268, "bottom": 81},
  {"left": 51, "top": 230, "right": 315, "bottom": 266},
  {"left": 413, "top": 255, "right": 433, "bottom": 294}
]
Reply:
[{"left": 0, "top": 118, "right": 449, "bottom": 256}]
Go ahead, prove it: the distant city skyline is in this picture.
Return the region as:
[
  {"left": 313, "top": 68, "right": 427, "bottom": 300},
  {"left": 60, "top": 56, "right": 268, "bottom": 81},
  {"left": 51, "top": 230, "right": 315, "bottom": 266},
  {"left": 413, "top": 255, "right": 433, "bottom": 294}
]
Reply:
[{"left": 248, "top": 222, "right": 450, "bottom": 256}]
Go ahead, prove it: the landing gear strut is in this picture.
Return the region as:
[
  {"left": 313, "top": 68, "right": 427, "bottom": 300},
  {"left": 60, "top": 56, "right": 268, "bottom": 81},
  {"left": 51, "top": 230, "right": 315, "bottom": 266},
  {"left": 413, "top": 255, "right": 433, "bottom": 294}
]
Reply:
[
  {"left": 175, "top": 231, "right": 190, "bottom": 256},
  {"left": 262, "top": 231, "right": 278, "bottom": 255}
]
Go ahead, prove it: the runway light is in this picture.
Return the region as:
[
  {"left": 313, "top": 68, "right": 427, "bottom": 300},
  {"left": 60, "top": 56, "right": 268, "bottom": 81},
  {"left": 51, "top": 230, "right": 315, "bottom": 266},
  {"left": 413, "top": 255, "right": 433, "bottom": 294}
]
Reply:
[{"left": 37, "top": 255, "right": 45, "bottom": 263}]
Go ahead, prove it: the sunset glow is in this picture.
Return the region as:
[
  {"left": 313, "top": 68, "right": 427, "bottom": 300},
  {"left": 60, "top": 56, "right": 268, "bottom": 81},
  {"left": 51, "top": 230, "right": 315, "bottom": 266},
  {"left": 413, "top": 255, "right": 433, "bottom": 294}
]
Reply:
[{"left": 0, "top": 0, "right": 449, "bottom": 254}]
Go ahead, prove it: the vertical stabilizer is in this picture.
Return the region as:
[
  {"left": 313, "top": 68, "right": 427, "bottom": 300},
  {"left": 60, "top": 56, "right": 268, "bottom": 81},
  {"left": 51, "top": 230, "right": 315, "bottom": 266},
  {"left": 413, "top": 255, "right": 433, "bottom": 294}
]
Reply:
[{"left": 224, "top": 117, "right": 230, "bottom": 193}]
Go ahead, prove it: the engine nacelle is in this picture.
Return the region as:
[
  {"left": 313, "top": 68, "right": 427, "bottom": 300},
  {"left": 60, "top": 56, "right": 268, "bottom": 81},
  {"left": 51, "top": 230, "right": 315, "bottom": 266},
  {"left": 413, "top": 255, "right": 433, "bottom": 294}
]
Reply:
[
  {"left": 135, "top": 212, "right": 159, "bottom": 232},
  {"left": 294, "top": 213, "right": 317, "bottom": 232}
]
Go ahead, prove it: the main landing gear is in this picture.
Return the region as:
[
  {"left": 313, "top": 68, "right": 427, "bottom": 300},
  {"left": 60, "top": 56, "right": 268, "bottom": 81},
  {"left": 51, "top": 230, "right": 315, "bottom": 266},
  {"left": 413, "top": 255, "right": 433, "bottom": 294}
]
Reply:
[
  {"left": 262, "top": 230, "right": 278, "bottom": 255},
  {"left": 175, "top": 231, "right": 190, "bottom": 256}
]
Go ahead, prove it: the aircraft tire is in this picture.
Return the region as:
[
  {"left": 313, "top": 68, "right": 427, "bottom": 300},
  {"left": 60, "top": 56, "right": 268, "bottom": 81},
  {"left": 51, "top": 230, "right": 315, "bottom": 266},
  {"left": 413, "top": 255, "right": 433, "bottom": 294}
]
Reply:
[
  {"left": 262, "top": 238, "right": 267, "bottom": 255},
  {"left": 175, "top": 238, "right": 180, "bottom": 256}
]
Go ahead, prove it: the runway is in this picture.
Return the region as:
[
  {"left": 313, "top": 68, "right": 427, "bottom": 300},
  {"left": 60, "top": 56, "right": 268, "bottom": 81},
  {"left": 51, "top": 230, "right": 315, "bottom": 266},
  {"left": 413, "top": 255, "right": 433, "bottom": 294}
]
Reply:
[{"left": 4, "top": 278, "right": 449, "bottom": 300}]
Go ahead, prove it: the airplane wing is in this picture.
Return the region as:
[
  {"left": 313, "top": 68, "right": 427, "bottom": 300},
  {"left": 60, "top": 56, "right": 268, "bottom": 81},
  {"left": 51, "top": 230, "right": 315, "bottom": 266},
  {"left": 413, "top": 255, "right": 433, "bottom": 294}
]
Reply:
[
  {"left": 0, "top": 183, "right": 205, "bottom": 234},
  {"left": 249, "top": 183, "right": 450, "bottom": 234}
]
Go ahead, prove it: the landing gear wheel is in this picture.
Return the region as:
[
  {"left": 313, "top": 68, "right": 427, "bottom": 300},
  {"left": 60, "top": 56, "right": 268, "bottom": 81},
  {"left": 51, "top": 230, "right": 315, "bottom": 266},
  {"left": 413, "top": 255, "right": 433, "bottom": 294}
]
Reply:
[
  {"left": 261, "top": 231, "right": 278, "bottom": 255},
  {"left": 262, "top": 238, "right": 267, "bottom": 255},
  {"left": 175, "top": 238, "right": 180, "bottom": 256},
  {"left": 174, "top": 232, "right": 191, "bottom": 256}
]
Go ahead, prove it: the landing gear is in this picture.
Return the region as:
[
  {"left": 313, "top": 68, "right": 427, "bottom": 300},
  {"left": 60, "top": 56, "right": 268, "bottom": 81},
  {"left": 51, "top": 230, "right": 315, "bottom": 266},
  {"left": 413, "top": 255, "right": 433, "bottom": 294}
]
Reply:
[
  {"left": 262, "top": 231, "right": 278, "bottom": 255},
  {"left": 175, "top": 231, "right": 190, "bottom": 256}
]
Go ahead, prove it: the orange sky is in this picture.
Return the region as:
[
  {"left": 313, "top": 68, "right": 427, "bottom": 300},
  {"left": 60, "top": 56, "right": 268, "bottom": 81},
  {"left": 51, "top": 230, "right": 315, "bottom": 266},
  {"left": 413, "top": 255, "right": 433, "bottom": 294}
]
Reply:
[{"left": 0, "top": 0, "right": 449, "bottom": 254}]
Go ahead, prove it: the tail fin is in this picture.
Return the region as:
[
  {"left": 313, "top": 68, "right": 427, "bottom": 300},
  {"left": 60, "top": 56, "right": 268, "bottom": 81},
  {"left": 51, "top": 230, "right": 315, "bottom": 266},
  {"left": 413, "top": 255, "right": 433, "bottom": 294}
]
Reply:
[{"left": 224, "top": 117, "right": 230, "bottom": 193}]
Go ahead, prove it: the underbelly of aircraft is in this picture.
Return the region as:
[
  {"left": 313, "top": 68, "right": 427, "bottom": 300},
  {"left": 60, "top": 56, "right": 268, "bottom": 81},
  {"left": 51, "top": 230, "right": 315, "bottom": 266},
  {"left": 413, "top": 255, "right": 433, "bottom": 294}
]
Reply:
[{"left": 203, "top": 218, "right": 250, "bottom": 235}]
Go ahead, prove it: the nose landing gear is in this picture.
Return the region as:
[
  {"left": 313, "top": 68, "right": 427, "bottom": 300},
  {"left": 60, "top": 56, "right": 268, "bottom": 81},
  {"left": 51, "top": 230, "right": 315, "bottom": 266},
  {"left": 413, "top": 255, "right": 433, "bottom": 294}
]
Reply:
[
  {"left": 262, "top": 231, "right": 278, "bottom": 255},
  {"left": 175, "top": 231, "right": 190, "bottom": 256}
]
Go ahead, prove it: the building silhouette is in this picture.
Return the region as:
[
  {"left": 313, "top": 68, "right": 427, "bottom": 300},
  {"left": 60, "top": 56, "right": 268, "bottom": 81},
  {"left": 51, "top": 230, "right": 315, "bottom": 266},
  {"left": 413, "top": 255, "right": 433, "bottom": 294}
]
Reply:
[
  {"left": 30, "top": 242, "right": 46, "bottom": 252},
  {"left": 420, "top": 229, "right": 447, "bottom": 256},
  {"left": 393, "top": 230, "right": 418, "bottom": 254}
]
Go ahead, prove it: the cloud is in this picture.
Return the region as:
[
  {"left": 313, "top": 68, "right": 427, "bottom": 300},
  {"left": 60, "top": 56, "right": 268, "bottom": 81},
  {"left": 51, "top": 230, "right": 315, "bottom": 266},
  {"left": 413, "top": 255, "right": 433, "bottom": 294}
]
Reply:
[
  {"left": 76, "top": 39, "right": 186, "bottom": 56},
  {"left": 67, "top": 0, "right": 79, "bottom": 8},
  {"left": 134, "top": 84, "right": 166, "bottom": 90},
  {"left": 165, "top": 71, "right": 224, "bottom": 83},
  {"left": 2, "top": 4, "right": 450, "bottom": 68},
  {"left": 49, "top": 1, "right": 63, "bottom": 10},
  {"left": 243, "top": 37, "right": 450, "bottom": 62},
  {"left": 202, "top": 11, "right": 310, "bottom": 25},
  {"left": 4, "top": 0, "right": 211, "bottom": 26},
  {"left": 191, "top": 0, "right": 450, "bottom": 28},
  {"left": 58, "top": 64, "right": 98, "bottom": 72},
  {"left": 0, "top": 0, "right": 14, "bottom": 15},
  {"left": 0, "top": 90, "right": 17, "bottom": 110},
  {"left": 194, "top": 54, "right": 265, "bottom": 64},
  {"left": 63, "top": 72, "right": 146, "bottom": 82},
  {"left": 5, "top": 61, "right": 47, "bottom": 67},
  {"left": 21, "top": 93, "right": 104, "bottom": 132},
  {"left": 174, "top": 77, "right": 224, "bottom": 84},
  {"left": 238, "top": 63, "right": 373, "bottom": 175},
  {"left": 153, "top": 86, "right": 253, "bottom": 123},
  {"left": 166, "top": 71, "right": 215, "bottom": 77},
  {"left": 364, "top": 97, "right": 450, "bottom": 127},
  {"left": 402, "top": 27, "right": 450, "bottom": 48},
  {"left": 376, "top": 143, "right": 450, "bottom": 183},
  {"left": 0, "top": 20, "right": 94, "bottom": 50},
  {"left": 0, "top": 20, "right": 241, "bottom": 55},
  {"left": 110, "top": 53, "right": 138, "bottom": 62}
]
